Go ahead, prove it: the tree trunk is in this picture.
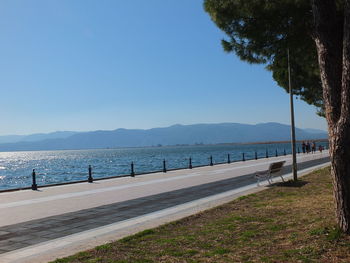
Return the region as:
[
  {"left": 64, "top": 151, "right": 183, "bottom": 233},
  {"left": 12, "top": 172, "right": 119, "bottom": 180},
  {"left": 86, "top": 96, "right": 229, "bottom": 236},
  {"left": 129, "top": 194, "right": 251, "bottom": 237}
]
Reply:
[{"left": 312, "top": 0, "right": 350, "bottom": 232}]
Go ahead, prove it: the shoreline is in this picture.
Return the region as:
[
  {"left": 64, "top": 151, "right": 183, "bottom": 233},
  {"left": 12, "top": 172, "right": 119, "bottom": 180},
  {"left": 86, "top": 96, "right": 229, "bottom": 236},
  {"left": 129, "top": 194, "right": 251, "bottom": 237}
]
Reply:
[{"left": 0, "top": 138, "right": 329, "bottom": 153}]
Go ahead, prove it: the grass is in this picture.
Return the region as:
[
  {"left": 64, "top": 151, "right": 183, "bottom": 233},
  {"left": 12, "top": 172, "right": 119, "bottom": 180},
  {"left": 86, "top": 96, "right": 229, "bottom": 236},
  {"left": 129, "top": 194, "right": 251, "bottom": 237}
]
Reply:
[{"left": 51, "top": 167, "right": 350, "bottom": 263}]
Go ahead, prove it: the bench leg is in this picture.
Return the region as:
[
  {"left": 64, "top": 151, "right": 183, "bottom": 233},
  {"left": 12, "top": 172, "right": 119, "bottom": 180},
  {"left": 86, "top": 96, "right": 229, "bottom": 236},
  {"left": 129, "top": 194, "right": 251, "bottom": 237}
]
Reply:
[
  {"left": 267, "top": 177, "right": 271, "bottom": 185},
  {"left": 256, "top": 177, "right": 261, "bottom": 186}
]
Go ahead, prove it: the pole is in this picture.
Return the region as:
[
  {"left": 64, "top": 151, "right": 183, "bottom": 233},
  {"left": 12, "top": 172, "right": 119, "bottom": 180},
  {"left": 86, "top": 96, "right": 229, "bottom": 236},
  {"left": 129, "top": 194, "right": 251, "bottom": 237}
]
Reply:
[
  {"left": 163, "top": 159, "right": 167, "bottom": 173},
  {"left": 131, "top": 162, "right": 135, "bottom": 177},
  {"left": 88, "top": 165, "right": 93, "bottom": 183},
  {"left": 288, "top": 48, "right": 298, "bottom": 181},
  {"left": 31, "top": 169, "right": 37, "bottom": 190}
]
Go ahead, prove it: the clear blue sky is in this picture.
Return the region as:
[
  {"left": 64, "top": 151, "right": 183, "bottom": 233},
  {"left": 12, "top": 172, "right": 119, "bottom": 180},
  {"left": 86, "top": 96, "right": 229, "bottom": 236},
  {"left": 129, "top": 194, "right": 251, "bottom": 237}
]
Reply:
[{"left": 0, "top": 0, "right": 327, "bottom": 135}]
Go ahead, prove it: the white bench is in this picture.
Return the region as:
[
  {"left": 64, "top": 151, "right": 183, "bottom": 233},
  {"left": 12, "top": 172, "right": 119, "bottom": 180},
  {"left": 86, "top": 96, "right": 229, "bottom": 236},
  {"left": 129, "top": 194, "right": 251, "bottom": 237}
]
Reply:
[{"left": 255, "top": 161, "right": 286, "bottom": 186}]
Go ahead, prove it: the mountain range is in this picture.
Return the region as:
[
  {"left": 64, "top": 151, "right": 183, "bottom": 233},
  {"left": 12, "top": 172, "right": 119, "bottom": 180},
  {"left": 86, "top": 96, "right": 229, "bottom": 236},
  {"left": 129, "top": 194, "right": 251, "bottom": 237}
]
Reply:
[
  {"left": 0, "top": 122, "right": 328, "bottom": 152},
  {"left": 0, "top": 131, "right": 78, "bottom": 144}
]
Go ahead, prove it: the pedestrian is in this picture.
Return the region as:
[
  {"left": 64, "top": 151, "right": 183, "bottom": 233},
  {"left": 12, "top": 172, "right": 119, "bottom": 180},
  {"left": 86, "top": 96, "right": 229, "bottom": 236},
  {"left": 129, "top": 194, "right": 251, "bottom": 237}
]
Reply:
[
  {"left": 306, "top": 141, "right": 311, "bottom": 153},
  {"left": 312, "top": 142, "right": 316, "bottom": 153},
  {"left": 302, "top": 141, "right": 306, "bottom": 154},
  {"left": 319, "top": 145, "right": 323, "bottom": 153}
]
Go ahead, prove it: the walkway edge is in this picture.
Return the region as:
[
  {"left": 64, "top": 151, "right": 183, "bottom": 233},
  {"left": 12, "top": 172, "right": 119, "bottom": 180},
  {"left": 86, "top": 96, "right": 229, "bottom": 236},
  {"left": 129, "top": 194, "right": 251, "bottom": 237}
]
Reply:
[{"left": 1, "top": 162, "right": 330, "bottom": 263}]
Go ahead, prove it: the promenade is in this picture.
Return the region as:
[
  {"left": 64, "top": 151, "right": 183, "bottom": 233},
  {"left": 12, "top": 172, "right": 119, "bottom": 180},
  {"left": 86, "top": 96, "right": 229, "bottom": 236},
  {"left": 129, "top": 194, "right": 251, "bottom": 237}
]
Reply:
[{"left": 0, "top": 152, "right": 330, "bottom": 263}]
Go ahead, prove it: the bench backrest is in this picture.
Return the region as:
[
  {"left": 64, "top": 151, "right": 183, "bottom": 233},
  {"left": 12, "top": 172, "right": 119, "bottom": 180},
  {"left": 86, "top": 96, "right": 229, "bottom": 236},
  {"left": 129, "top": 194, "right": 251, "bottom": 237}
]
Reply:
[{"left": 268, "top": 161, "right": 286, "bottom": 174}]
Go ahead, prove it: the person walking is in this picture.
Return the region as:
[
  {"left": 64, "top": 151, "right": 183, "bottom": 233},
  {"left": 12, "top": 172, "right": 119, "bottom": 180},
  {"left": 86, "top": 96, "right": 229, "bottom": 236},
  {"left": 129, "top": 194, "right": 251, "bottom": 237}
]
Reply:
[
  {"left": 312, "top": 142, "right": 316, "bottom": 153},
  {"left": 306, "top": 141, "right": 311, "bottom": 153},
  {"left": 319, "top": 145, "right": 323, "bottom": 153}
]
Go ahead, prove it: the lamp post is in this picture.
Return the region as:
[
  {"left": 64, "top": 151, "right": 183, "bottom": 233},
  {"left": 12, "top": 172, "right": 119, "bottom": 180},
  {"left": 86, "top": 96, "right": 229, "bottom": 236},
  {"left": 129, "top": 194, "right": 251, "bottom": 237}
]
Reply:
[{"left": 288, "top": 48, "right": 298, "bottom": 181}]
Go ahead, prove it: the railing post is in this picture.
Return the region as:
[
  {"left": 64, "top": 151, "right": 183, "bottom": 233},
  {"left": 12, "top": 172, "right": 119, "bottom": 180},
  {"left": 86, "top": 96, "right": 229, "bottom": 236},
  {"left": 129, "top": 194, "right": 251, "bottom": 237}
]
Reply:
[
  {"left": 210, "top": 156, "right": 213, "bottom": 166},
  {"left": 284, "top": 149, "right": 286, "bottom": 155},
  {"left": 131, "top": 162, "right": 135, "bottom": 177},
  {"left": 88, "top": 165, "right": 93, "bottom": 183},
  {"left": 242, "top": 153, "right": 245, "bottom": 161},
  {"left": 189, "top": 157, "right": 192, "bottom": 169},
  {"left": 163, "top": 159, "right": 167, "bottom": 173},
  {"left": 255, "top": 151, "right": 258, "bottom": 160},
  {"left": 275, "top": 149, "right": 278, "bottom": 157},
  {"left": 266, "top": 149, "right": 269, "bottom": 158},
  {"left": 227, "top": 154, "right": 231, "bottom": 164},
  {"left": 31, "top": 169, "right": 37, "bottom": 190}
]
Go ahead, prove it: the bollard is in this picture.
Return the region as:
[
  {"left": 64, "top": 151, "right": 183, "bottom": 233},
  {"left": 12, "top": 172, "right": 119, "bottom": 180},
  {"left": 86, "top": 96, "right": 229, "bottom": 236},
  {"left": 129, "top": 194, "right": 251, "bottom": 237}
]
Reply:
[
  {"left": 210, "top": 156, "right": 213, "bottom": 166},
  {"left": 266, "top": 149, "right": 269, "bottom": 158},
  {"left": 131, "top": 162, "right": 135, "bottom": 177},
  {"left": 275, "top": 149, "right": 278, "bottom": 157},
  {"left": 242, "top": 153, "right": 245, "bottom": 161},
  {"left": 227, "top": 154, "right": 231, "bottom": 164},
  {"left": 88, "top": 165, "right": 93, "bottom": 183},
  {"left": 31, "top": 169, "right": 38, "bottom": 190},
  {"left": 189, "top": 157, "right": 193, "bottom": 169},
  {"left": 255, "top": 151, "right": 258, "bottom": 160},
  {"left": 284, "top": 149, "right": 286, "bottom": 155},
  {"left": 163, "top": 159, "right": 167, "bottom": 173}
]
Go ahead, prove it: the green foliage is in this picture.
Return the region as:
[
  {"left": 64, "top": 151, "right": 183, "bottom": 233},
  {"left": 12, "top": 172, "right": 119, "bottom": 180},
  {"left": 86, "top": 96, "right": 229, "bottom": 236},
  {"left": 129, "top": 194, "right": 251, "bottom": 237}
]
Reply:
[{"left": 204, "top": 0, "right": 324, "bottom": 116}]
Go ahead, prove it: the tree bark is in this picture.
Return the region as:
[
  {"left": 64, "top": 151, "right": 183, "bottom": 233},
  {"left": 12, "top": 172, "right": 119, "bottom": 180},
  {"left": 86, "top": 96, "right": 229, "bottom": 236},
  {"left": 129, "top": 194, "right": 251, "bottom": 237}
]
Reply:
[{"left": 312, "top": 0, "right": 350, "bottom": 233}]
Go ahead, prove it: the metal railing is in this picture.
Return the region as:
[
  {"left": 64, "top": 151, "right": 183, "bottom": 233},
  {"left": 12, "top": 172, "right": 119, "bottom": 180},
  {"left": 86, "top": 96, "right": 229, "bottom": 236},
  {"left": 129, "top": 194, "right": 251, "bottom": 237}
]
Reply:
[{"left": 27, "top": 145, "right": 329, "bottom": 191}]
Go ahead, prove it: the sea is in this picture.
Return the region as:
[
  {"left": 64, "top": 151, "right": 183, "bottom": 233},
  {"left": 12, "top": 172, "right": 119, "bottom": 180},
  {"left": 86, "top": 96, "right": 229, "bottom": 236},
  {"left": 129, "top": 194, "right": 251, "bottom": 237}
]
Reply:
[{"left": 0, "top": 141, "right": 329, "bottom": 191}]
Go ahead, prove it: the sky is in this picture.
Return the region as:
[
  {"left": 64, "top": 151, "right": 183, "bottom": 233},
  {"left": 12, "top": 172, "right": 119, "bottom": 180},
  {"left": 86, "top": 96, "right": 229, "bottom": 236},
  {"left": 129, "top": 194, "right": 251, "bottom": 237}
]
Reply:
[{"left": 0, "top": 0, "right": 327, "bottom": 136}]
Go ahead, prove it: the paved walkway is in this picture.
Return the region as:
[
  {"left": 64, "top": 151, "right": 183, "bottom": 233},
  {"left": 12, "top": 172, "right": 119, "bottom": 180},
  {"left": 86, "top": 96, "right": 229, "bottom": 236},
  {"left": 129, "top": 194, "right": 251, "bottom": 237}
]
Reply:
[{"left": 0, "top": 152, "right": 330, "bottom": 262}]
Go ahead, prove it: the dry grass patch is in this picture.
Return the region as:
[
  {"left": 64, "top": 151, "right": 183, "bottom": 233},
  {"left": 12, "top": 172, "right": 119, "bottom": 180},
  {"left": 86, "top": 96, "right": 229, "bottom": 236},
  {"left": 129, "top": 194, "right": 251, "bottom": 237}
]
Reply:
[{"left": 52, "top": 167, "right": 350, "bottom": 263}]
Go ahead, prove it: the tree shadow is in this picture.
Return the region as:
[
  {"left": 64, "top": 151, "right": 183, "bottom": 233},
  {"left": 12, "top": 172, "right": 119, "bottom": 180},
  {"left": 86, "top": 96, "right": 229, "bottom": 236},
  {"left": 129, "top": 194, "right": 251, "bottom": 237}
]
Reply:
[{"left": 273, "top": 180, "right": 309, "bottom": 188}]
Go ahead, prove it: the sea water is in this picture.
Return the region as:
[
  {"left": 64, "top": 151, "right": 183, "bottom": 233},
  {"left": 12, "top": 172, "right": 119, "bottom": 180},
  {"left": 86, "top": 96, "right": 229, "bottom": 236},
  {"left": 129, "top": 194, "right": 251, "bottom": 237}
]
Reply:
[{"left": 0, "top": 142, "right": 328, "bottom": 191}]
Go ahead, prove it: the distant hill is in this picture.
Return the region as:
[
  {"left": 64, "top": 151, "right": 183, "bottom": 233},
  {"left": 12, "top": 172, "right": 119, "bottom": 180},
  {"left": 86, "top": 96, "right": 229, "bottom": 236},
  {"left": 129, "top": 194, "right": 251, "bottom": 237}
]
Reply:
[
  {"left": 0, "top": 131, "right": 77, "bottom": 144},
  {"left": 0, "top": 123, "right": 328, "bottom": 152},
  {"left": 304, "top": 128, "right": 328, "bottom": 134}
]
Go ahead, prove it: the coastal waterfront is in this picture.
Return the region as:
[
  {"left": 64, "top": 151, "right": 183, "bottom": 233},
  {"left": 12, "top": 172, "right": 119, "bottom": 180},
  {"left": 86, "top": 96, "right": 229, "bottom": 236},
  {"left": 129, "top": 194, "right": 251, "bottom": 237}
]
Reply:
[
  {"left": 0, "top": 142, "right": 328, "bottom": 191},
  {"left": 0, "top": 150, "right": 330, "bottom": 262}
]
